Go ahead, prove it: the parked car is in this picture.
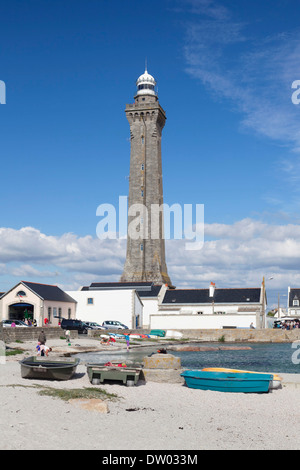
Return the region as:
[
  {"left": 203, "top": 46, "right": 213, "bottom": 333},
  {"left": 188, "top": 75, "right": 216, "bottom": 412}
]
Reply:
[
  {"left": 60, "top": 319, "right": 93, "bottom": 334},
  {"left": 85, "top": 322, "right": 106, "bottom": 330},
  {"left": 2, "top": 320, "right": 30, "bottom": 327},
  {"left": 102, "top": 320, "right": 129, "bottom": 330}
]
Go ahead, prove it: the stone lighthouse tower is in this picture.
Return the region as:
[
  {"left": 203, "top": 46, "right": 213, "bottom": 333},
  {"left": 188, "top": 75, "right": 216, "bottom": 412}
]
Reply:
[{"left": 120, "top": 68, "right": 172, "bottom": 286}]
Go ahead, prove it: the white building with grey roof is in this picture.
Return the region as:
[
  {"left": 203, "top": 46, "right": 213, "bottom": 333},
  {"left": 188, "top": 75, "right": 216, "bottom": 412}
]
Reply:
[
  {"left": 0, "top": 281, "right": 76, "bottom": 326},
  {"left": 153, "top": 282, "right": 265, "bottom": 330}
]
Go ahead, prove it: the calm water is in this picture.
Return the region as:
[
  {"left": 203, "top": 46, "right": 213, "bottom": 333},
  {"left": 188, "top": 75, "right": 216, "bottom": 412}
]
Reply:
[{"left": 76, "top": 342, "right": 300, "bottom": 374}]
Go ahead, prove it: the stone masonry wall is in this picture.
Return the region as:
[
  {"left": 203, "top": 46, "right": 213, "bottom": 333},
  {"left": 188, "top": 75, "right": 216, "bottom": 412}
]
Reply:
[{"left": 2, "top": 327, "right": 78, "bottom": 343}]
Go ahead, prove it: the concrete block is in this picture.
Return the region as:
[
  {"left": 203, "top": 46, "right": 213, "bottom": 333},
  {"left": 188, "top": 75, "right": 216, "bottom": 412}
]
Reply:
[
  {"left": 142, "top": 353, "right": 181, "bottom": 370},
  {"left": 142, "top": 368, "right": 185, "bottom": 383}
]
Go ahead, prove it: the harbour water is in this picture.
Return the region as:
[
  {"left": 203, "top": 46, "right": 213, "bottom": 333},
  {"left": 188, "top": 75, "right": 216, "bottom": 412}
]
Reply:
[{"left": 76, "top": 341, "right": 300, "bottom": 374}]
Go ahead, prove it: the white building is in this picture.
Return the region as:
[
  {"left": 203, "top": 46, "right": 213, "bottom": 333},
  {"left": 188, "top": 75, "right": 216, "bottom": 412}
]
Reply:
[
  {"left": 66, "top": 285, "right": 143, "bottom": 329},
  {"left": 0, "top": 281, "right": 76, "bottom": 326},
  {"left": 67, "top": 281, "right": 265, "bottom": 330},
  {"left": 131, "top": 283, "right": 167, "bottom": 328},
  {"left": 287, "top": 287, "right": 300, "bottom": 317},
  {"left": 151, "top": 282, "right": 264, "bottom": 330}
]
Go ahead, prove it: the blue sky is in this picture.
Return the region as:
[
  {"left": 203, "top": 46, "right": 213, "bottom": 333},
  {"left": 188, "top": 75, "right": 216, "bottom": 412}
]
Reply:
[{"left": 1, "top": 0, "right": 300, "bottom": 309}]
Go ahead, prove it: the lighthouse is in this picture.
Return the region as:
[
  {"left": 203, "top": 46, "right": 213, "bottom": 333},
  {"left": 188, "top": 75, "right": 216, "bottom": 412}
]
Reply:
[{"left": 120, "top": 68, "right": 172, "bottom": 287}]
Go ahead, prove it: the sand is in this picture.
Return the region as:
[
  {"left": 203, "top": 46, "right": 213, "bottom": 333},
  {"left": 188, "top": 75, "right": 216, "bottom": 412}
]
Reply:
[{"left": 1, "top": 338, "right": 300, "bottom": 451}]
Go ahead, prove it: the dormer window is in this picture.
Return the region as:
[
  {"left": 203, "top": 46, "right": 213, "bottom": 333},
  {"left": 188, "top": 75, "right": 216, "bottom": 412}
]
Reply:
[{"left": 293, "top": 299, "right": 299, "bottom": 306}]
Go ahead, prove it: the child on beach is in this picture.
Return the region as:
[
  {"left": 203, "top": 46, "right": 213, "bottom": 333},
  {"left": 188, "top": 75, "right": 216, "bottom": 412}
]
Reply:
[
  {"left": 36, "top": 343, "right": 52, "bottom": 357},
  {"left": 125, "top": 334, "right": 130, "bottom": 351},
  {"left": 40, "top": 345, "right": 52, "bottom": 357}
]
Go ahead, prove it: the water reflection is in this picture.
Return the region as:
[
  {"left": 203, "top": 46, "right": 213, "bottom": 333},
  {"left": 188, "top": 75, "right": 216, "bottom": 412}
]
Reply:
[{"left": 75, "top": 342, "right": 300, "bottom": 374}]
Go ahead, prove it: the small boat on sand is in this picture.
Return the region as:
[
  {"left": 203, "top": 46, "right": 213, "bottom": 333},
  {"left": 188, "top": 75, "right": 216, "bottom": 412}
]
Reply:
[
  {"left": 202, "top": 367, "right": 282, "bottom": 390},
  {"left": 87, "top": 362, "right": 142, "bottom": 386},
  {"left": 20, "top": 356, "right": 80, "bottom": 381},
  {"left": 181, "top": 370, "right": 273, "bottom": 393}
]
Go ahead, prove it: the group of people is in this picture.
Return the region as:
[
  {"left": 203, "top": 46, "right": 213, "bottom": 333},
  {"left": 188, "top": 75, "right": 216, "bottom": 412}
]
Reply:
[
  {"left": 274, "top": 319, "right": 300, "bottom": 329},
  {"left": 36, "top": 329, "right": 52, "bottom": 357},
  {"left": 24, "top": 318, "right": 37, "bottom": 327},
  {"left": 100, "top": 336, "right": 116, "bottom": 345},
  {"left": 100, "top": 334, "right": 130, "bottom": 351}
]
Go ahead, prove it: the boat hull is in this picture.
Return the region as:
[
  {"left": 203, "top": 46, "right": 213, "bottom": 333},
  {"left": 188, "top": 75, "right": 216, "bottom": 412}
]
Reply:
[
  {"left": 181, "top": 370, "right": 273, "bottom": 393},
  {"left": 20, "top": 356, "right": 80, "bottom": 381},
  {"left": 202, "top": 368, "right": 282, "bottom": 390}
]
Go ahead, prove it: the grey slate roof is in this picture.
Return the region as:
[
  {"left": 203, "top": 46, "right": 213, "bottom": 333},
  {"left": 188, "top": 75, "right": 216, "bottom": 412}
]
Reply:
[
  {"left": 162, "top": 288, "right": 261, "bottom": 305},
  {"left": 22, "top": 281, "right": 76, "bottom": 303},
  {"left": 138, "top": 285, "right": 162, "bottom": 298},
  {"left": 289, "top": 288, "right": 300, "bottom": 307},
  {"left": 88, "top": 282, "right": 153, "bottom": 290},
  {"left": 81, "top": 281, "right": 162, "bottom": 297}
]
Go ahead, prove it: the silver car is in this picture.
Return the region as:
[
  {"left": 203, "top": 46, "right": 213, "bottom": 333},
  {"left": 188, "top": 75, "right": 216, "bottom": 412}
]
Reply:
[
  {"left": 102, "top": 320, "right": 129, "bottom": 330},
  {"left": 2, "top": 320, "right": 30, "bottom": 327},
  {"left": 85, "top": 322, "right": 106, "bottom": 330}
]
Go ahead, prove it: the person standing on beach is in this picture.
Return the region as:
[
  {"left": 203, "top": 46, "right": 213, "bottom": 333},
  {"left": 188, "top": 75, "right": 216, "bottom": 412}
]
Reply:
[
  {"left": 38, "top": 330, "right": 46, "bottom": 346},
  {"left": 125, "top": 334, "right": 130, "bottom": 351}
]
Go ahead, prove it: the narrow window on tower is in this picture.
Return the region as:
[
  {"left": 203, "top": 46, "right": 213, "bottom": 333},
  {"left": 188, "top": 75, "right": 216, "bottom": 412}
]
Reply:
[
  {"left": 140, "top": 244, "right": 143, "bottom": 251},
  {"left": 141, "top": 136, "right": 144, "bottom": 144},
  {"left": 141, "top": 164, "right": 144, "bottom": 170},
  {"left": 141, "top": 190, "right": 144, "bottom": 197}
]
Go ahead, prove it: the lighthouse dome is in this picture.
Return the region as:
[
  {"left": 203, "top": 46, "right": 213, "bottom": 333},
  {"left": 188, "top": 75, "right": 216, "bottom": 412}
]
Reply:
[{"left": 136, "top": 69, "right": 156, "bottom": 96}]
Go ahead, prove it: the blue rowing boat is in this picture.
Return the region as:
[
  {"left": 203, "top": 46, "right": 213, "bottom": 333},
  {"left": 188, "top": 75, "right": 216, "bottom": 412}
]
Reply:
[{"left": 181, "top": 370, "right": 273, "bottom": 393}]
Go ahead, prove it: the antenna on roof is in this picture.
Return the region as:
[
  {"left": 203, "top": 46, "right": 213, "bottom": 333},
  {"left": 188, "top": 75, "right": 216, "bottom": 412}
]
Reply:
[{"left": 145, "top": 57, "right": 147, "bottom": 73}]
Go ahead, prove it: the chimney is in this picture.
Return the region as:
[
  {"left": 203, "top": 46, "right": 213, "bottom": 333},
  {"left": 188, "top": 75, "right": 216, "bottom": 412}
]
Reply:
[{"left": 209, "top": 282, "right": 215, "bottom": 298}]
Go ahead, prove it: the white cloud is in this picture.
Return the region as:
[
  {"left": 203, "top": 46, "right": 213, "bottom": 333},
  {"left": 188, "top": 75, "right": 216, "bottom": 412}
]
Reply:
[
  {"left": 165, "top": 218, "right": 300, "bottom": 295},
  {"left": 180, "top": 0, "right": 300, "bottom": 156},
  {"left": 0, "top": 226, "right": 126, "bottom": 285},
  {"left": 0, "top": 221, "right": 299, "bottom": 308}
]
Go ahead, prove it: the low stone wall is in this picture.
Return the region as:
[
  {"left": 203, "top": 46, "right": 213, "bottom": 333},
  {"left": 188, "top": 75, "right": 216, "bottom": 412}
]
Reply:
[
  {"left": 2, "top": 327, "right": 78, "bottom": 343},
  {"left": 174, "top": 328, "right": 300, "bottom": 343},
  {"left": 2, "top": 326, "right": 300, "bottom": 344},
  {"left": 88, "top": 328, "right": 300, "bottom": 343}
]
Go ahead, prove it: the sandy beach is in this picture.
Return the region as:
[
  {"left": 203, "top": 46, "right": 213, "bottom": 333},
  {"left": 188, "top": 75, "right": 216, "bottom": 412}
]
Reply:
[{"left": 1, "top": 337, "right": 300, "bottom": 451}]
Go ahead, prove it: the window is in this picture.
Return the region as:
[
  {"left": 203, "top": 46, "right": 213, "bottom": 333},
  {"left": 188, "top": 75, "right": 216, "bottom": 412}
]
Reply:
[
  {"left": 48, "top": 307, "right": 52, "bottom": 323},
  {"left": 16, "top": 290, "right": 26, "bottom": 297},
  {"left": 68, "top": 308, "right": 71, "bottom": 319},
  {"left": 141, "top": 163, "right": 144, "bottom": 170},
  {"left": 293, "top": 299, "right": 299, "bottom": 306},
  {"left": 87, "top": 298, "right": 94, "bottom": 305},
  {"left": 138, "top": 84, "right": 154, "bottom": 91},
  {"left": 141, "top": 190, "right": 144, "bottom": 197},
  {"left": 140, "top": 244, "right": 143, "bottom": 251},
  {"left": 58, "top": 308, "right": 62, "bottom": 318},
  {"left": 141, "top": 136, "right": 144, "bottom": 145}
]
